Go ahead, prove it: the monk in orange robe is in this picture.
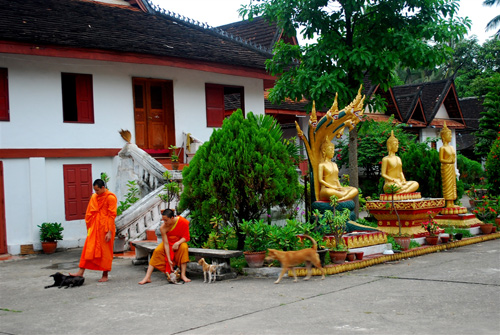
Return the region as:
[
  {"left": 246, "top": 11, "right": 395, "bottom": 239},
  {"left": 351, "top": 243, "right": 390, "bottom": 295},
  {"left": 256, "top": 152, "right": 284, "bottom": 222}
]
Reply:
[
  {"left": 139, "top": 209, "right": 191, "bottom": 284},
  {"left": 70, "top": 179, "right": 117, "bottom": 282}
]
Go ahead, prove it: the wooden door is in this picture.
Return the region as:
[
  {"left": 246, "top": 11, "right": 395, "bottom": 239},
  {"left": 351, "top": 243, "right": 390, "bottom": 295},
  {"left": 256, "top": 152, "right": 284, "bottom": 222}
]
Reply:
[
  {"left": 133, "top": 78, "right": 175, "bottom": 150},
  {"left": 0, "top": 161, "right": 7, "bottom": 254}
]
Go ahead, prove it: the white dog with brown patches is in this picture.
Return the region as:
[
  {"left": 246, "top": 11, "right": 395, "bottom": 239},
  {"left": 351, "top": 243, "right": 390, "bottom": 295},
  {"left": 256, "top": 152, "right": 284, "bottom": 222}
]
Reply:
[{"left": 198, "top": 258, "right": 218, "bottom": 283}]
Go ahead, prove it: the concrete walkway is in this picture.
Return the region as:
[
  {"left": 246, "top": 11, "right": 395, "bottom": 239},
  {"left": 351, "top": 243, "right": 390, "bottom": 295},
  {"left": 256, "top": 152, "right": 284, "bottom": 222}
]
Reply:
[{"left": 1, "top": 237, "right": 499, "bottom": 335}]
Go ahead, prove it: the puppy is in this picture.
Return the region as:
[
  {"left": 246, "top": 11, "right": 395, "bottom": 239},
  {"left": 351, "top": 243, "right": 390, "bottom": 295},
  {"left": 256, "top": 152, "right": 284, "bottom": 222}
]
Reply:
[
  {"left": 45, "top": 272, "right": 85, "bottom": 289},
  {"left": 198, "top": 258, "right": 217, "bottom": 283},
  {"left": 165, "top": 267, "right": 182, "bottom": 284},
  {"left": 266, "top": 235, "right": 326, "bottom": 284}
]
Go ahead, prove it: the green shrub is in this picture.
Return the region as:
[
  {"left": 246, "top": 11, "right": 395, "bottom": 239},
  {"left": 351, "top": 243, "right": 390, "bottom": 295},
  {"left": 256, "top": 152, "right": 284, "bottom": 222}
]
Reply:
[
  {"left": 38, "top": 222, "right": 64, "bottom": 242},
  {"left": 401, "top": 141, "right": 441, "bottom": 198},
  {"left": 485, "top": 133, "right": 500, "bottom": 196},
  {"left": 117, "top": 180, "right": 139, "bottom": 216},
  {"left": 179, "top": 110, "right": 301, "bottom": 249},
  {"left": 457, "top": 154, "right": 484, "bottom": 187}
]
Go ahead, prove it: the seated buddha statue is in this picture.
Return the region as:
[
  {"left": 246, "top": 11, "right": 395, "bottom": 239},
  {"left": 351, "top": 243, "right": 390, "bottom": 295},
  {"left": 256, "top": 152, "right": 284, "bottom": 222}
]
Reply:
[
  {"left": 318, "top": 140, "right": 358, "bottom": 202},
  {"left": 381, "top": 131, "right": 419, "bottom": 194}
]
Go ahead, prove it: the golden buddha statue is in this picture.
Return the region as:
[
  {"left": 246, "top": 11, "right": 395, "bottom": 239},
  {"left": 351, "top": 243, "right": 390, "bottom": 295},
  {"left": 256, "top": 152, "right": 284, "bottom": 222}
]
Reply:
[
  {"left": 439, "top": 122, "right": 458, "bottom": 208},
  {"left": 381, "top": 131, "right": 419, "bottom": 194},
  {"left": 318, "top": 140, "right": 358, "bottom": 201}
]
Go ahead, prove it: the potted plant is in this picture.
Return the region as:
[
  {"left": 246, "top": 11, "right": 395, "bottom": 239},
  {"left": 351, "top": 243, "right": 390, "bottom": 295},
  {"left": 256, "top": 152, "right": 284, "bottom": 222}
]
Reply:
[
  {"left": 385, "top": 184, "right": 411, "bottom": 250},
  {"left": 422, "top": 211, "right": 440, "bottom": 245},
  {"left": 472, "top": 194, "right": 498, "bottom": 234},
  {"left": 158, "top": 170, "right": 181, "bottom": 209},
  {"left": 168, "top": 145, "right": 180, "bottom": 170},
  {"left": 241, "top": 219, "right": 269, "bottom": 268},
  {"left": 38, "top": 222, "right": 64, "bottom": 254}
]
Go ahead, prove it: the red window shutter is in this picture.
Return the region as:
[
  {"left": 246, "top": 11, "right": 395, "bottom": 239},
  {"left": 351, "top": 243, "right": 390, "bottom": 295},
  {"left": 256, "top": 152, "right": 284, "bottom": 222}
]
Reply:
[
  {"left": 63, "top": 164, "right": 92, "bottom": 221},
  {"left": 75, "top": 74, "right": 94, "bottom": 123},
  {"left": 0, "top": 68, "right": 9, "bottom": 121},
  {"left": 206, "top": 84, "right": 224, "bottom": 127}
]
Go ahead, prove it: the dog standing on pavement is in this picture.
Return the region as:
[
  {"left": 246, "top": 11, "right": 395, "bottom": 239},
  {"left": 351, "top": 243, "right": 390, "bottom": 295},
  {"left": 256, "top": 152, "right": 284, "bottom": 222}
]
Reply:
[
  {"left": 198, "top": 258, "right": 218, "bottom": 283},
  {"left": 266, "top": 235, "right": 326, "bottom": 284},
  {"left": 45, "top": 272, "right": 85, "bottom": 289}
]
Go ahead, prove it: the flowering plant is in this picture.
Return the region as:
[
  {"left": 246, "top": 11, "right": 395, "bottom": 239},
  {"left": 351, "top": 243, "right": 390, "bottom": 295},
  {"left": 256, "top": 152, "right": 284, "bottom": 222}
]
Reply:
[
  {"left": 472, "top": 195, "right": 499, "bottom": 223},
  {"left": 422, "top": 211, "right": 440, "bottom": 236}
]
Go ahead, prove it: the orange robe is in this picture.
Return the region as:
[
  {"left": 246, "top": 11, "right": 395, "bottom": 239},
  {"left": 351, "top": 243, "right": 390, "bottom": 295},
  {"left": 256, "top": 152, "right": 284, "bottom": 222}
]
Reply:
[
  {"left": 79, "top": 190, "right": 117, "bottom": 271},
  {"left": 149, "top": 216, "right": 190, "bottom": 273}
]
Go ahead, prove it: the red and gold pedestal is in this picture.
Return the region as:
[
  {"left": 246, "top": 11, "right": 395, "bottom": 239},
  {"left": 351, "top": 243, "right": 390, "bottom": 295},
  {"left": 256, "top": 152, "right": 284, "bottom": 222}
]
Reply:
[
  {"left": 434, "top": 213, "right": 482, "bottom": 228},
  {"left": 366, "top": 197, "right": 445, "bottom": 237}
]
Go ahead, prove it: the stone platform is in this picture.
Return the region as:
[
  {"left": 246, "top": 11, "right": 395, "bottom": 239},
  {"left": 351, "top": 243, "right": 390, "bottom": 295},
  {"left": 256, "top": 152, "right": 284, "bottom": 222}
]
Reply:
[
  {"left": 366, "top": 197, "right": 445, "bottom": 237},
  {"left": 434, "top": 213, "right": 482, "bottom": 228}
]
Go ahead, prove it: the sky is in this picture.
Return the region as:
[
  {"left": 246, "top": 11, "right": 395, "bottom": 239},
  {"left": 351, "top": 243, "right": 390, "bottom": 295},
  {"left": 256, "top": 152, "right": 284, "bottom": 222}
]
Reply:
[{"left": 151, "top": 0, "right": 497, "bottom": 44}]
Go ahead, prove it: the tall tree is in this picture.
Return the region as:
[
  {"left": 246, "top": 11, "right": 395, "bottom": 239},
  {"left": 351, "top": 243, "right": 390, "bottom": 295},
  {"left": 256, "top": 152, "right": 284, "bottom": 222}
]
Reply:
[
  {"left": 475, "top": 73, "right": 500, "bottom": 158},
  {"left": 241, "top": 0, "right": 469, "bottom": 214},
  {"left": 484, "top": 0, "right": 500, "bottom": 38}
]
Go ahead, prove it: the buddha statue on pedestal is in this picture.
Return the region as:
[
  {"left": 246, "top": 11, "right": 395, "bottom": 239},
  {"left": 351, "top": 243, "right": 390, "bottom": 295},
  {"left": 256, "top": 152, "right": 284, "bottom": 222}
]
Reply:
[
  {"left": 318, "top": 140, "right": 358, "bottom": 202},
  {"left": 381, "top": 131, "right": 419, "bottom": 194}
]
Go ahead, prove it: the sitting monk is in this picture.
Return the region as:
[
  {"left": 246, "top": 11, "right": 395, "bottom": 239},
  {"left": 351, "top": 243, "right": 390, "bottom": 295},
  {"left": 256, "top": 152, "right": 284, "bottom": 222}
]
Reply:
[
  {"left": 381, "top": 131, "right": 419, "bottom": 194},
  {"left": 138, "top": 209, "right": 191, "bottom": 284},
  {"left": 318, "top": 140, "right": 358, "bottom": 202}
]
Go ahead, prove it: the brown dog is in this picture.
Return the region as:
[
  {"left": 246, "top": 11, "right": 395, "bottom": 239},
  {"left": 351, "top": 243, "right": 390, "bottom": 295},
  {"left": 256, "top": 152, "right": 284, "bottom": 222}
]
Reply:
[
  {"left": 266, "top": 235, "right": 326, "bottom": 284},
  {"left": 198, "top": 258, "right": 218, "bottom": 283}
]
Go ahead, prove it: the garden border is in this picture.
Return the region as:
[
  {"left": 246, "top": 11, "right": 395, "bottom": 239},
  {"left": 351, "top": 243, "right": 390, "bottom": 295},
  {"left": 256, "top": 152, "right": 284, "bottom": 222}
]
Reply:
[{"left": 289, "top": 232, "right": 500, "bottom": 277}]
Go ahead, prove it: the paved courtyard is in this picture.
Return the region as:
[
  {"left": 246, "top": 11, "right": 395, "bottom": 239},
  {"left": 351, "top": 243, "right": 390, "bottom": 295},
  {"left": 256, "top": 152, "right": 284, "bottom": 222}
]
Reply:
[{"left": 1, "top": 237, "right": 499, "bottom": 334}]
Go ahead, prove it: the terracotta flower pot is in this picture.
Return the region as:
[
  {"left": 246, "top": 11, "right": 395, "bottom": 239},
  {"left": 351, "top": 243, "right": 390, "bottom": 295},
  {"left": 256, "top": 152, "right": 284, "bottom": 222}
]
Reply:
[
  {"left": 393, "top": 236, "right": 411, "bottom": 251},
  {"left": 346, "top": 253, "right": 356, "bottom": 262},
  {"left": 329, "top": 250, "right": 347, "bottom": 264},
  {"left": 440, "top": 236, "right": 450, "bottom": 243},
  {"left": 41, "top": 241, "right": 57, "bottom": 254},
  {"left": 243, "top": 251, "right": 266, "bottom": 268},
  {"left": 425, "top": 236, "right": 439, "bottom": 245},
  {"left": 455, "top": 233, "right": 463, "bottom": 240},
  {"left": 354, "top": 252, "right": 364, "bottom": 260},
  {"left": 480, "top": 223, "right": 493, "bottom": 234}
]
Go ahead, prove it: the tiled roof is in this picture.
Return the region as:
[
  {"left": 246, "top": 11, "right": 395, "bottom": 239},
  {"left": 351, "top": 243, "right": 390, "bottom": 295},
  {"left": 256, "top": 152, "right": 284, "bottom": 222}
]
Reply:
[
  {"left": 218, "top": 16, "right": 279, "bottom": 51},
  {"left": 456, "top": 97, "right": 485, "bottom": 151},
  {"left": 0, "top": 0, "right": 272, "bottom": 70}
]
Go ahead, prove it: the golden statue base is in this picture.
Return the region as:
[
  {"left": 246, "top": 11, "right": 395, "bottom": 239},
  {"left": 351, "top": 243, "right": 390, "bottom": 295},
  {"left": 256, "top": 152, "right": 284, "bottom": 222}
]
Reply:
[
  {"left": 439, "top": 206, "right": 468, "bottom": 215},
  {"left": 366, "top": 198, "right": 445, "bottom": 237},
  {"left": 323, "top": 229, "right": 388, "bottom": 249},
  {"left": 434, "top": 213, "right": 482, "bottom": 228},
  {"left": 379, "top": 192, "right": 421, "bottom": 201}
]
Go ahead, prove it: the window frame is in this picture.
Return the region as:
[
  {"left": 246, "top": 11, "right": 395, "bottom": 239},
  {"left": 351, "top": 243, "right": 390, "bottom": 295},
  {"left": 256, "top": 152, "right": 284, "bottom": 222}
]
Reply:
[
  {"left": 61, "top": 73, "right": 95, "bottom": 124},
  {"left": 0, "top": 68, "right": 9, "bottom": 121},
  {"left": 205, "top": 83, "right": 244, "bottom": 127}
]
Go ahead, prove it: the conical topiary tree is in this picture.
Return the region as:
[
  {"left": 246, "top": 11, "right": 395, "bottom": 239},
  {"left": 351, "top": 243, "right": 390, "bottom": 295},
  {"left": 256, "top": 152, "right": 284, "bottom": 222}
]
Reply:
[{"left": 179, "top": 110, "right": 301, "bottom": 249}]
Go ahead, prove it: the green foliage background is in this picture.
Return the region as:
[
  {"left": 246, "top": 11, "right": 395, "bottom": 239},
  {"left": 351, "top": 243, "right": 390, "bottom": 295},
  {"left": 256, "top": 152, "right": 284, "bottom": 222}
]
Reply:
[
  {"left": 485, "top": 133, "right": 500, "bottom": 196},
  {"left": 401, "top": 142, "right": 441, "bottom": 198},
  {"left": 179, "top": 110, "right": 301, "bottom": 249},
  {"left": 457, "top": 154, "right": 484, "bottom": 188}
]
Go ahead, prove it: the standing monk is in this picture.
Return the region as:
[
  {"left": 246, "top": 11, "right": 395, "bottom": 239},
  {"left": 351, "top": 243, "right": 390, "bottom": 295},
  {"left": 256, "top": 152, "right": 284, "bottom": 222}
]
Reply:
[
  {"left": 139, "top": 209, "right": 191, "bottom": 284},
  {"left": 70, "top": 179, "right": 117, "bottom": 282}
]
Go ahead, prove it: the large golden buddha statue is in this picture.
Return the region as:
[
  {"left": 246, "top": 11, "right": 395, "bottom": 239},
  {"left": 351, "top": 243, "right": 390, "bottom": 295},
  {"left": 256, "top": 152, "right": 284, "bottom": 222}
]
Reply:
[
  {"left": 381, "top": 131, "right": 419, "bottom": 194},
  {"left": 318, "top": 140, "right": 358, "bottom": 202},
  {"left": 439, "top": 122, "right": 458, "bottom": 208}
]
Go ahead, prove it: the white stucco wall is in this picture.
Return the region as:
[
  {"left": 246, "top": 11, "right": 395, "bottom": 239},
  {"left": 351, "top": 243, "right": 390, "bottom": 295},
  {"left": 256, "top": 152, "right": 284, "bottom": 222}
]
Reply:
[
  {"left": 0, "top": 54, "right": 265, "bottom": 148},
  {"left": 0, "top": 53, "right": 266, "bottom": 254}
]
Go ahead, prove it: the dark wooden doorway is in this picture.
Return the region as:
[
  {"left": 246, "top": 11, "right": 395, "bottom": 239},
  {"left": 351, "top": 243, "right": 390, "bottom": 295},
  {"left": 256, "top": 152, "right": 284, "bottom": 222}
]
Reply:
[
  {"left": 133, "top": 78, "right": 175, "bottom": 152},
  {"left": 0, "top": 161, "right": 7, "bottom": 254}
]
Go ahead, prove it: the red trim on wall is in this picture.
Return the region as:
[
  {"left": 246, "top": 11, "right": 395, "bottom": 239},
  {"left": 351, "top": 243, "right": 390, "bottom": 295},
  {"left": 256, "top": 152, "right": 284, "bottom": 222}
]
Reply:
[
  {"left": 0, "top": 148, "right": 120, "bottom": 158},
  {"left": 0, "top": 41, "right": 275, "bottom": 80}
]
